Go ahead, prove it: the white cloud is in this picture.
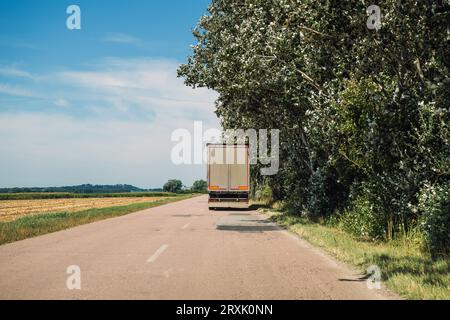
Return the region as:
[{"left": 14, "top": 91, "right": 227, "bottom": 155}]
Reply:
[
  {"left": 56, "top": 58, "right": 218, "bottom": 120},
  {"left": 0, "top": 112, "right": 215, "bottom": 188},
  {"left": 0, "top": 66, "right": 37, "bottom": 80},
  {"left": 60, "top": 71, "right": 129, "bottom": 88},
  {"left": 53, "top": 98, "right": 69, "bottom": 107},
  {"left": 0, "top": 83, "right": 37, "bottom": 97},
  {"left": 0, "top": 58, "right": 220, "bottom": 188}
]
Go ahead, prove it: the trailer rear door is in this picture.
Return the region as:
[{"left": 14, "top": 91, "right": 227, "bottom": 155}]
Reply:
[
  {"left": 208, "top": 145, "right": 228, "bottom": 191},
  {"left": 228, "top": 145, "right": 249, "bottom": 191}
]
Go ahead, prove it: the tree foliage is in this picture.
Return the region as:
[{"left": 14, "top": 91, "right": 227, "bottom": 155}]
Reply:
[
  {"left": 179, "top": 0, "right": 450, "bottom": 252},
  {"left": 191, "top": 179, "right": 208, "bottom": 192},
  {"left": 163, "top": 179, "right": 183, "bottom": 193}
]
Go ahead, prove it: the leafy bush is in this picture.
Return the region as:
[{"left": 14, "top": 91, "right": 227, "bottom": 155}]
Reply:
[
  {"left": 284, "top": 184, "right": 307, "bottom": 216},
  {"left": 338, "top": 191, "right": 386, "bottom": 241},
  {"left": 419, "top": 183, "right": 450, "bottom": 257},
  {"left": 254, "top": 183, "right": 273, "bottom": 206},
  {"left": 306, "top": 168, "right": 329, "bottom": 218}
]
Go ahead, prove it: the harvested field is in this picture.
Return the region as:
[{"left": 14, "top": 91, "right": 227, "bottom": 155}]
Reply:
[{"left": 0, "top": 197, "right": 170, "bottom": 222}]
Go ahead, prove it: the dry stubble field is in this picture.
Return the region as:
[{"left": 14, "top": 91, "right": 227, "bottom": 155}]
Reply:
[{"left": 0, "top": 197, "right": 168, "bottom": 222}]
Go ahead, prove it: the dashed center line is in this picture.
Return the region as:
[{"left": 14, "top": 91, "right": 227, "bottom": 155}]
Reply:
[
  {"left": 181, "top": 223, "right": 191, "bottom": 230},
  {"left": 147, "top": 244, "right": 168, "bottom": 263}
]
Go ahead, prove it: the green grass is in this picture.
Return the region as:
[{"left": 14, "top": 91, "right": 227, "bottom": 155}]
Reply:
[
  {"left": 0, "top": 194, "right": 196, "bottom": 246},
  {"left": 266, "top": 211, "right": 450, "bottom": 300},
  {"left": 0, "top": 192, "right": 179, "bottom": 200}
]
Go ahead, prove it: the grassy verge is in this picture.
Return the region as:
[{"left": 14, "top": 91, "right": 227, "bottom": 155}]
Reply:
[
  {"left": 265, "top": 210, "right": 450, "bottom": 300},
  {"left": 0, "top": 194, "right": 196, "bottom": 246}
]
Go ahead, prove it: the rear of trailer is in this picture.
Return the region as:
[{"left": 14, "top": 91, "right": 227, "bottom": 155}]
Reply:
[{"left": 207, "top": 144, "right": 249, "bottom": 210}]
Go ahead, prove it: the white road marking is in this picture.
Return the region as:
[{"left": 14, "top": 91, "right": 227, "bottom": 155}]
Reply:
[
  {"left": 181, "top": 223, "right": 191, "bottom": 230},
  {"left": 147, "top": 244, "right": 168, "bottom": 263}
]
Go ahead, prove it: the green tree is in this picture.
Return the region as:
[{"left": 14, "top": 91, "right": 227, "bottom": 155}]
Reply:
[
  {"left": 191, "top": 179, "right": 208, "bottom": 193},
  {"left": 163, "top": 179, "right": 183, "bottom": 193},
  {"left": 179, "top": 0, "right": 449, "bottom": 247}
]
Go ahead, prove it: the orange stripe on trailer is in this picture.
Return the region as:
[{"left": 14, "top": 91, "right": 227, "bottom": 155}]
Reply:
[
  {"left": 209, "top": 186, "right": 227, "bottom": 190},
  {"left": 230, "top": 186, "right": 249, "bottom": 190}
]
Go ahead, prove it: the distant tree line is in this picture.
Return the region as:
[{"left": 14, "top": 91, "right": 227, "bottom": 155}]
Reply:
[
  {"left": 1, "top": 180, "right": 208, "bottom": 195},
  {"left": 0, "top": 184, "right": 162, "bottom": 194},
  {"left": 163, "top": 179, "right": 207, "bottom": 193}
]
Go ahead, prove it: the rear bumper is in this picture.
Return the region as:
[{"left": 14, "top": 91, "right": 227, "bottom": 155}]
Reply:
[
  {"left": 208, "top": 200, "right": 249, "bottom": 209},
  {"left": 208, "top": 192, "right": 249, "bottom": 209}
]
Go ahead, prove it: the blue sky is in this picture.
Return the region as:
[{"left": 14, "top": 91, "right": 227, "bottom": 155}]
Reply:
[{"left": 0, "top": 0, "right": 219, "bottom": 188}]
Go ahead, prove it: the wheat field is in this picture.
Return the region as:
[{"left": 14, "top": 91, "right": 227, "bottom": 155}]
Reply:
[{"left": 0, "top": 197, "right": 168, "bottom": 222}]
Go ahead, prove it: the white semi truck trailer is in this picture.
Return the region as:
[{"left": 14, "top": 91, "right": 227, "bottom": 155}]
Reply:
[{"left": 207, "top": 143, "right": 250, "bottom": 210}]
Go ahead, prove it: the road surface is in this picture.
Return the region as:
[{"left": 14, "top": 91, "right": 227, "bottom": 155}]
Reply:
[{"left": 0, "top": 195, "right": 395, "bottom": 299}]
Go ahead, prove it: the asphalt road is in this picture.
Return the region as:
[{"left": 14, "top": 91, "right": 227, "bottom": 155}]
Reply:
[{"left": 0, "top": 195, "right": 395, "bottom": 299}]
